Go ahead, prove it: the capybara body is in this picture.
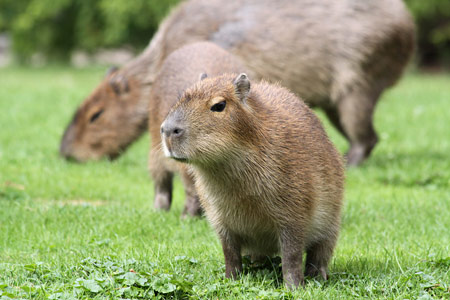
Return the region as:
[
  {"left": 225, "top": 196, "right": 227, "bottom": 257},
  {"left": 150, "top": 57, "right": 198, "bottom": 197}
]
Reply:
[
  {"left": 148, "top": 42, "right": 249, "bottom": 216},
  {"left": 161, "top": 73, "right": 345, "bottom": 287},
  {"left": 60, "top": 0, "right": 415, "bottom": 166}
]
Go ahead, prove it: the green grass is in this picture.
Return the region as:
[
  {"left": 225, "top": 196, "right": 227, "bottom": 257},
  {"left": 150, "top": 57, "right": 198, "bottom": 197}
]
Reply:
[{"left": 0, "top": 66, "right": 449, "bottom": 299}]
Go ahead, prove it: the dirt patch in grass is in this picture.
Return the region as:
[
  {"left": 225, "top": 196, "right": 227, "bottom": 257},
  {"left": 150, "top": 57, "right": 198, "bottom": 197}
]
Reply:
[
  {"left": 3, "top": 181, "right": 26, "bottom": 190},
  {"left": 35, "top": 198, "right": 107, "bottom": 207}
]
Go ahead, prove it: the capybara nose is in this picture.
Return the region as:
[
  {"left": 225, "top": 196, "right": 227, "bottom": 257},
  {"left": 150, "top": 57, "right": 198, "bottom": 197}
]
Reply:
[
  {"left": 59, "top": 143, "right": 77, "bottom": 162},
  {"left": 161, "top": 121, "right": 184, "bottom": 139},
  {"left": 60, "top": 123, "right": 78, "bottom": 161}
]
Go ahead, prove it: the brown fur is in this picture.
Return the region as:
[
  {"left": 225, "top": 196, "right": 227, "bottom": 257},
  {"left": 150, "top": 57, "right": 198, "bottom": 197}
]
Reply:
[
  {"left": 60, "top": 0, "right": 415, "bottom": 166},
  {"left": 148, "top": 42, "right": 250, "bottom": 216},
  {"left": 161, "top": 74, "right": 345, "bottom": 288}
]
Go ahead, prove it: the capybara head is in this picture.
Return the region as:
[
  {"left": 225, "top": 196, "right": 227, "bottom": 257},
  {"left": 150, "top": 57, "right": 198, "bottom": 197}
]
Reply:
[
  {"left": 60, "top": 68, "right": 148, "bottom": 162},
  {"left": 161, "top": 73, "right": 255, "bottom": 165}
]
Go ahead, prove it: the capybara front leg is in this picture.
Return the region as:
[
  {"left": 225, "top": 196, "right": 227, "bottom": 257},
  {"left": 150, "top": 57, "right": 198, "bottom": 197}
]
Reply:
[
  {"left": 281, "top": 228, "right": 305, "bottom": 289},
  {"left": 180, "top": 169, "right": 202, "bottom": 217},
  {"left": 220, "top": 232, "right": 242, "bottom": 279}
]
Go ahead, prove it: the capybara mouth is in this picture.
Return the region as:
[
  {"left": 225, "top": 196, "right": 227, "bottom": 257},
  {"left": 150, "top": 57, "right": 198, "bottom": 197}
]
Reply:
[
  {"left": 172, "top": 156, "right": 189, "bottom": 163},
  {"left": 107, "top": 152, "right": 120, "bottom": 161},
  {"left": 60, "top": 154, "right": 80, "bottom": 163}
]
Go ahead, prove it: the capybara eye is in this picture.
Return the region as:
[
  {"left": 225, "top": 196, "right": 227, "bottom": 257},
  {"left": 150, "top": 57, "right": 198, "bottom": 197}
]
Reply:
[
  {"left": 90, "top": 109, "right": 104, "bottom": 123},
  {"left": 210, "top": 101, "right": 226, "bottom": 112}
]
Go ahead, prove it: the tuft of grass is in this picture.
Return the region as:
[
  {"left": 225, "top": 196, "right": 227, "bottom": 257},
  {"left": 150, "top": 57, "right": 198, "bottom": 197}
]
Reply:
[{"left": 0, "top": 66, "right": 449, "bottom": 299}]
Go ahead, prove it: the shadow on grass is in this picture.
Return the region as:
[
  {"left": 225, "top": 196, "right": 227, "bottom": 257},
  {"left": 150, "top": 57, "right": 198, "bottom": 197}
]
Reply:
[
  {"left": 241, "top": 255, "right": 283, "bottom": 287},
  {"left": 241, "top": 255, "right": 393, "bottom": 289},
  {"left": 361, "top": 151, "right": 449, "bottom": 189},
  {"left": 368, "top": 150, "right": 448, "bottom": 168}
]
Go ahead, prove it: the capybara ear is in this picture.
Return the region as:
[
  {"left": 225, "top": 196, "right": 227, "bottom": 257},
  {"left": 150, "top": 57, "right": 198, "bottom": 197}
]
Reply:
[
  {"left": 199, "top": 73, "right": 208, "bottom": 81},
  {"left": 233, "top": 73, "right": 250, "bottom": 103},
  {"left": 105, "top": 66, "right": 119, "bottom": 77},
  {"left": 109, "top": 74, "right": 130, "bottom": 95}
]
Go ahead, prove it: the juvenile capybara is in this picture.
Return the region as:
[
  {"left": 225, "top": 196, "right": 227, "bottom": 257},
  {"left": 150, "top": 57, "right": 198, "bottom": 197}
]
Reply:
[
  {"left": 161, "top": 73, "right": 345, "bottom": 288},
  {"left": 60, "top": 0, "right": 415, "bottom": 166},
  {"left": 148, "top": 42, "right": 250, "bottom": 216}
]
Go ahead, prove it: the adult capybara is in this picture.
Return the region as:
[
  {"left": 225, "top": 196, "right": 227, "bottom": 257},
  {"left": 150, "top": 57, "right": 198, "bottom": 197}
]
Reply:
[
  {"left": 148, "top": 42, "right": 250, "bottom": 216},
  {"left": 161, "top": 73, "right": 345, "bottom": 288},
  {"left": 60, "top": 0, "right": 415, "bottom": 166}
]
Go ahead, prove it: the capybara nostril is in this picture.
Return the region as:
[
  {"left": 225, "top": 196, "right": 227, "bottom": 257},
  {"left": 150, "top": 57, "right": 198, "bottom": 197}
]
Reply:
[
  {"left": 161, "top": 119, "right": 184, "bottom": 139},
  {"left": 172, "top": 127, "right": 184, "bottom": 138}
]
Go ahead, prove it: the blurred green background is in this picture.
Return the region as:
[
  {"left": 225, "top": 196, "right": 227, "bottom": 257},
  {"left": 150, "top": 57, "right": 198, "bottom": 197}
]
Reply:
[{"left": 0, "top": 0, "right": 449, "bottom": 68}]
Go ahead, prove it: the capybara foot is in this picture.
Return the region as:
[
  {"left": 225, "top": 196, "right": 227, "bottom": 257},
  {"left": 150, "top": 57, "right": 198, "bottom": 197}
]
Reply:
[
  {"left": 346, "top": 140, "right": 377, "bottom": 167},
  {"left": 304, "top": 264, "right": 328, "bottom": 280},
  {"left": 284, "top": 272, "right": 305, "bottom": 289},
  {"left": 154, "top": 192, "right": 171, "bottom": 211},
  {"left": 181, "top": 196, "right": 203, "bottom": 217}
]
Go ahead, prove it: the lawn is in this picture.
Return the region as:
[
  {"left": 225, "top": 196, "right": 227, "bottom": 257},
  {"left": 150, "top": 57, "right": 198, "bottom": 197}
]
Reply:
[{"left": 0, "top": 66, "right": 449, "bottom": 299}]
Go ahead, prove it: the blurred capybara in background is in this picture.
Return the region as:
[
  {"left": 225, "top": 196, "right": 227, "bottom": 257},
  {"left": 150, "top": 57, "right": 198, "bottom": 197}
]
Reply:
[
  {"left": 60, "top": 0, "right": 415, "bottom": 166},
  {"left": 148, "top": 42, "right": 250, "bottom": 216},
  {"left": 161, "top": 73, "right": 345, "bottom": 287}
]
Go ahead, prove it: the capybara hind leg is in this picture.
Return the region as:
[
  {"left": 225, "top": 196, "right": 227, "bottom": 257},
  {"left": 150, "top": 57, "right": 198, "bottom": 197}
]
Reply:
[
  {"left": 337, "top": 88, "right": 379, "bottom": 166},
  {"left": 324, "top": 106, "right": 348, "bottom": 139},
  {"left": 153, "top": 171, "right": 173, "bottom": 211},
  {"left": 304, "top": 238, "right": 337, "bottom": 280},
  {"left": 281, "top": 229, "right": 305, "bottom": 289},
  {"left": 180, "top": 169, "right": 202, "bottom": 217},
  {"left": 182, "top": 195, "right": 202, "bottom": 217}
]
